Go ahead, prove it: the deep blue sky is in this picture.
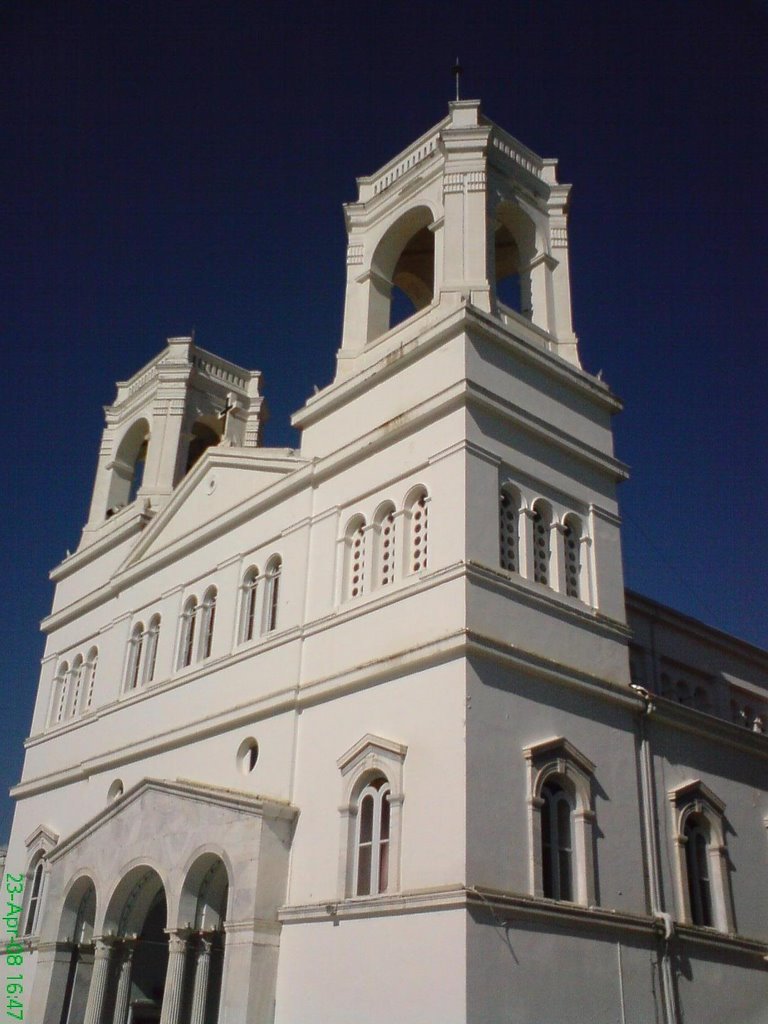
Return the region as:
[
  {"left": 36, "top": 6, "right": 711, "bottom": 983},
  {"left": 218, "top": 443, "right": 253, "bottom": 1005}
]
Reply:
[{"left": 1, "top": 0, "right": 766, "bottom": 841}]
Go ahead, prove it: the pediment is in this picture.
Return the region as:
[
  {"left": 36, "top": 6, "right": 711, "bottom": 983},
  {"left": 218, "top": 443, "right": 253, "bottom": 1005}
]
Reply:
[
  {"left": 121, "top": 447, "right": 305, "bottom": 570},
  {"left": 48, "top": 778, "right": 295, "bottom": 865}
]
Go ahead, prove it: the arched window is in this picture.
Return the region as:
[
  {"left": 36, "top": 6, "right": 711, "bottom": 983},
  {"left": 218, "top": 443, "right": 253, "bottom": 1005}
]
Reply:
[
  {"left": 530, "top": 501, "right": 552, "bottom": 586},
  {"left": 125, "top": 623, "right": 145, "bottom": 690},
  {"left": 675, "top": 679, "right": 692, "bottom": 706},
  {"left": 693, "top": 685, "right": 711, "bottom": 714},
  {"left": 366, "top": 206, "right": 435, "bottom": 340},
  {"left": 541, "top": 781, "right": 574, "bottom": 901},
  {"left": 200, "top": 587, "right": 218, "bottom": 659},
  {"left": 405, "top": 486, "right": 429, "bottom": 575},
  {"left": 338, "top": 734, "right": 407, "bottom": 899},
  {"left": 562, "top": 514, "right": 583, "bottom": 598},
  {"left": 51, "top": 661, "right": 69, "bottom": 725},
  {"left": 263, "top": 558, "right": 282, "bottom": 633},
  {"left": 355, "top": 776, "right": 392, "bottom": 896},
  {"left": 671, "top": 781, "right": 734, "bottom": 932},
  {"left": 525, "top": 737, "right": 597, "bottom": 906},
  {"left": 240, "top": 566, "right": 260, "bottom": 643},
  {"left": 185, "top": 418, "right": 223, "bottom": 475},
  {"left": 343, "top": 516, "right": 367, "bottom": 600},
  {"left": 179, "top": 597, "right": 199, "bottom": 669},
  {"left": 83, "top": 647, "right": 99, "bottom": 712},
  {"left": 67, "top": 656, "right": 84, "bottom": 718},
  {"left": 23, "top": 858, "right": 45, "bottom": 936},
  {"left": 373, "top": 502, "right": 397, "bottom": 588},
  {"left": 144, "top": 615, "right": 160, "bottom": 684},
  {"left": 684, "top": 817, "right": 713, "bottom": 927},
  {"left": 499, "top": 486, "right": 521, "bottom": 573}
]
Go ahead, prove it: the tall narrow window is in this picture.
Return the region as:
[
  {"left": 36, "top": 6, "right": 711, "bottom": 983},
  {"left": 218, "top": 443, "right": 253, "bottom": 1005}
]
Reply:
[
  {"left": 179, "top": 597, "right": 199, "bottom": 669},
  {"left": 541, "top": 781, "right": 573, "bottom": 901},
  {"left": 684, "top": 818, "right": 713, "bottom": 926},
  {"left": 126, "top": 623, "right": 145, "bottom": 690},
  {"left": 373, "top": 503, "right": 397, "bottom": 588},
  {"left": 562, "top": 514, "right": 582, "bottom": 598},
  {"left": 343, "top": 516, "right": 367, "bottom": 600},
  {"left": 200, "top": 587, "right": 218, "bottom": 659},
  {"left": 68, "top": 656, "right": 84, "bottom": 718},
  {"left": 144, "top": 616, "right": 160, "bottom": 684},
  {"left": 355, "top": 776, "right": 392, "bottom": 896},
  {"left": 23, "top": 860, "right": 45, "bottom": 936},
  {"left": 52, "top": 662, "right": 69, "bottom": 725},
  {"left": 263, "top": 558, "right": 282, "bottom": 633},
  {"left": 240, "top": 566, "right": 260, "bottom": 642},
  {"left": 531, "top": 501, "right": 552, "bottom": 586},
  {"left": 405, "top": 487, "right": 429, "bottom": 575},
  {"left": 499, "top": 487, "right": 520, "bottom": 572},
  {"left": 83, "top": 648, "right": 98, "bottom": 712}
]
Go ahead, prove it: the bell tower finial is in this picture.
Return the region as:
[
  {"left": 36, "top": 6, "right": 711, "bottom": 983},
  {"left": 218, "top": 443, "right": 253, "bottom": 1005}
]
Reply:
[{"left": 452, "top": 57, "right": 462, "bottom": 101}]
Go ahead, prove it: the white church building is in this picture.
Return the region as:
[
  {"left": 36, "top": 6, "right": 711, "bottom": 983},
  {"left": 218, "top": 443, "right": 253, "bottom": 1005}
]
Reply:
[{"left": 4, "top": 100, "right": 768, "bottom": 1023}]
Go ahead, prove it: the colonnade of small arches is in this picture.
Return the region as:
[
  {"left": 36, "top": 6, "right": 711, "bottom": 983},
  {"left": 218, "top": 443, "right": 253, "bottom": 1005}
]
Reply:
[
  {"left": 49, "top": 648, "right": 99, "bottom": 726},
  {"left": 40, "top": 855, "right": 228, "bottom": 1024},
  {"left": 340, "top": 486, "right": 429, "bottom": 602},
  {"left": 499, "top": 483, "right": 591, "bottom": 603}
]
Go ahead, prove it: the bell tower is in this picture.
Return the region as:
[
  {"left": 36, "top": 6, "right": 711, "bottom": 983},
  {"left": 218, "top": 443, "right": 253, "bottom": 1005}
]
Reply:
[
  {"left": 82, "top": 335, "right": 265, "bottom": 545},
  {"left": 337, "top": 99, "right": 579, "bottom": 380}
]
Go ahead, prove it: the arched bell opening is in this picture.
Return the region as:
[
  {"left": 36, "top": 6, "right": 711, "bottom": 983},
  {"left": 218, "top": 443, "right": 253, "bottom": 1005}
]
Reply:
[
  {"left": 185, "top": 416, "right": 224, "bottom": 476},
  {"left": 53, "top": 876, "right": 97, "bottom": 1024},
  {"left": 106, "top": 418, "right": 150, "bottom": 516},
  {"left": 177, "top": 854, "right": 230, "bottom": 1024},
  {"left": 368, "top": 206, "right": 435, "bottom": 341},
  {"left": 493, "top": 201, "right": 537, "bottom": 322}
]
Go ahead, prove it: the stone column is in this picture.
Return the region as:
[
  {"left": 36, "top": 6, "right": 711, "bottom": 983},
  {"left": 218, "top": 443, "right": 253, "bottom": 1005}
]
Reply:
[
  {"left": 83, "top": 938, "right": 113, "bottom": 1024},
  {"left": 189, "top": 935, "right": 213, "bottom": 1024},
  {"left": 159, "top": 930, "right": 189, "bottom": 1024},
  {"left": 111, "top": 940, "right": 135, "bottom": 1024}
]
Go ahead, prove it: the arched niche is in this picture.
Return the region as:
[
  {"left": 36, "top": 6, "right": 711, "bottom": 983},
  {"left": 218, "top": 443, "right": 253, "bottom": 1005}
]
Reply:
[
  {"left": 106, "top": 418, "right": 150, "bottom": 515},
  {"left": 369, "top": 205, "right": 435, "bottom": 339},
  {"left": 492, "top": 200, "right": 537, "bottom": 320},
  {"left": 185, "top": 416, "right": 224, "bottom": 476}
]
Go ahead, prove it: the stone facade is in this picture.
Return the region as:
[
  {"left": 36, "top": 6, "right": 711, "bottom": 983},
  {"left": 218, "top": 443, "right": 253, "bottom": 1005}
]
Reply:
[{"left": 4, "top": 101, "right": 768, "bottom": 1023}]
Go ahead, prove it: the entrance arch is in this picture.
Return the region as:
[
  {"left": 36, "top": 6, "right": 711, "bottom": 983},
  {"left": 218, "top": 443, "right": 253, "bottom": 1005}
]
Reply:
[{"left": 177, "top": 853, "right": 230, "bottom": 1024}]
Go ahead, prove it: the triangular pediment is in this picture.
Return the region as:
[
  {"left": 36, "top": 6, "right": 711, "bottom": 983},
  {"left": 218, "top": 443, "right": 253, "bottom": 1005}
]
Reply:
[
  {"left": 120, "top": 446, "right": 305, "bottom": 571},
  {"left": 48, "top": 777, "right": 295, "bottom": 864}
]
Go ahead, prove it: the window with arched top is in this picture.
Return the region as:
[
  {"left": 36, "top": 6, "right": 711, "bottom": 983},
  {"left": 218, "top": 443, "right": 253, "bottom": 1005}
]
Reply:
[
  {"left": 405, "top": 487, "right": 429, "bottom": 575},
  {"left": 525, "top": 737, "right": 597, "bottom": 906},
  {"left": 373, "top": 502, "right": 397, "bottom": 588},
  {"left": 185, "top": 418, "right": 223, "bottom": 475},
  {"left": 83, "top": 647, "right": 99, "bottom": 712},
  {"left": 23, "top": 858, "right": 45, "bottom": 936},
  {"left": 355, "top": 776, "right": 392, "bottom": 896},
  {"left": 263, "top": 558, "right": 282, "bottom": 633},
  {"left": 179, "top": 597, "right": 199, "bottom": 669},
  {"left": 51, "top": 661, "right": 70, "bottom": 725},
  {"left": 337, "top": 734, "right": 407, "bottom": 899},
  {"left": 670, "top": 781, "right": 734, "bottom": 932},
  {"left": 541, "top": 781, "right": 574, "bottom": 901},
  {"left": 343, "top": 516, "right": 367, "bottom": 600},
  {"left": 493, "top": 201, "right": 536, "bottom": 322},
  {"left": 499, "top": 486, "right": 521, "bottom": 573},
  {"left": 200, "top": 587, "right": 218, "bottom": 659},
  {"left": 530, "top": 501, "right": 552, "bottom": 587},
  {"left": 144, "top": 615, "right": 160, "bottom": 684},
  {"left": 240, "top": 566, "right": 260, "bottom": 643},
  {"left": 67, "top": 656, "right": 84, "bottom": 718},
  {"left": 125, "top": 622, "right": 145, "bottom": 690},
  {"left": 562, "top": 514, "right": 583, "bottom": 598}
]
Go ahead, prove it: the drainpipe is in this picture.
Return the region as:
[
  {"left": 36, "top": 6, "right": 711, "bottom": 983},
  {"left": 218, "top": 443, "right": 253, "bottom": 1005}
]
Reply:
[{"left": 630, "top": 684, "right": 679, "bottom": 1024}]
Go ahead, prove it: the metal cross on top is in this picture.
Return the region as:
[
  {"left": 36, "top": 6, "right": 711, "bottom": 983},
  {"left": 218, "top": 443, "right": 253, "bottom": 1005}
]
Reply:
[{"left": 452, "top": 57, "right": 463, "bottom": 102}]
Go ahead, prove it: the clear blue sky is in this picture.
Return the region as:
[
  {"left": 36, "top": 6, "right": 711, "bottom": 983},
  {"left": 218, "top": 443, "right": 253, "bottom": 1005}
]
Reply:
[{"left": 2, "top": 0, "right": 766, "bottom": 841}]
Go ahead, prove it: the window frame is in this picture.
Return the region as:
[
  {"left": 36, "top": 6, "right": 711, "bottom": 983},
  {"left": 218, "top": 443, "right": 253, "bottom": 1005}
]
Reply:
[
  {"left": 525, "top": 737, "right": 597, "bottom": 906},
  {"left": 669, "top": 780, "right": 734, "bottom": 932},
  {"left": 337, "top": 734, "right": 407, "bottom": 899}
]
